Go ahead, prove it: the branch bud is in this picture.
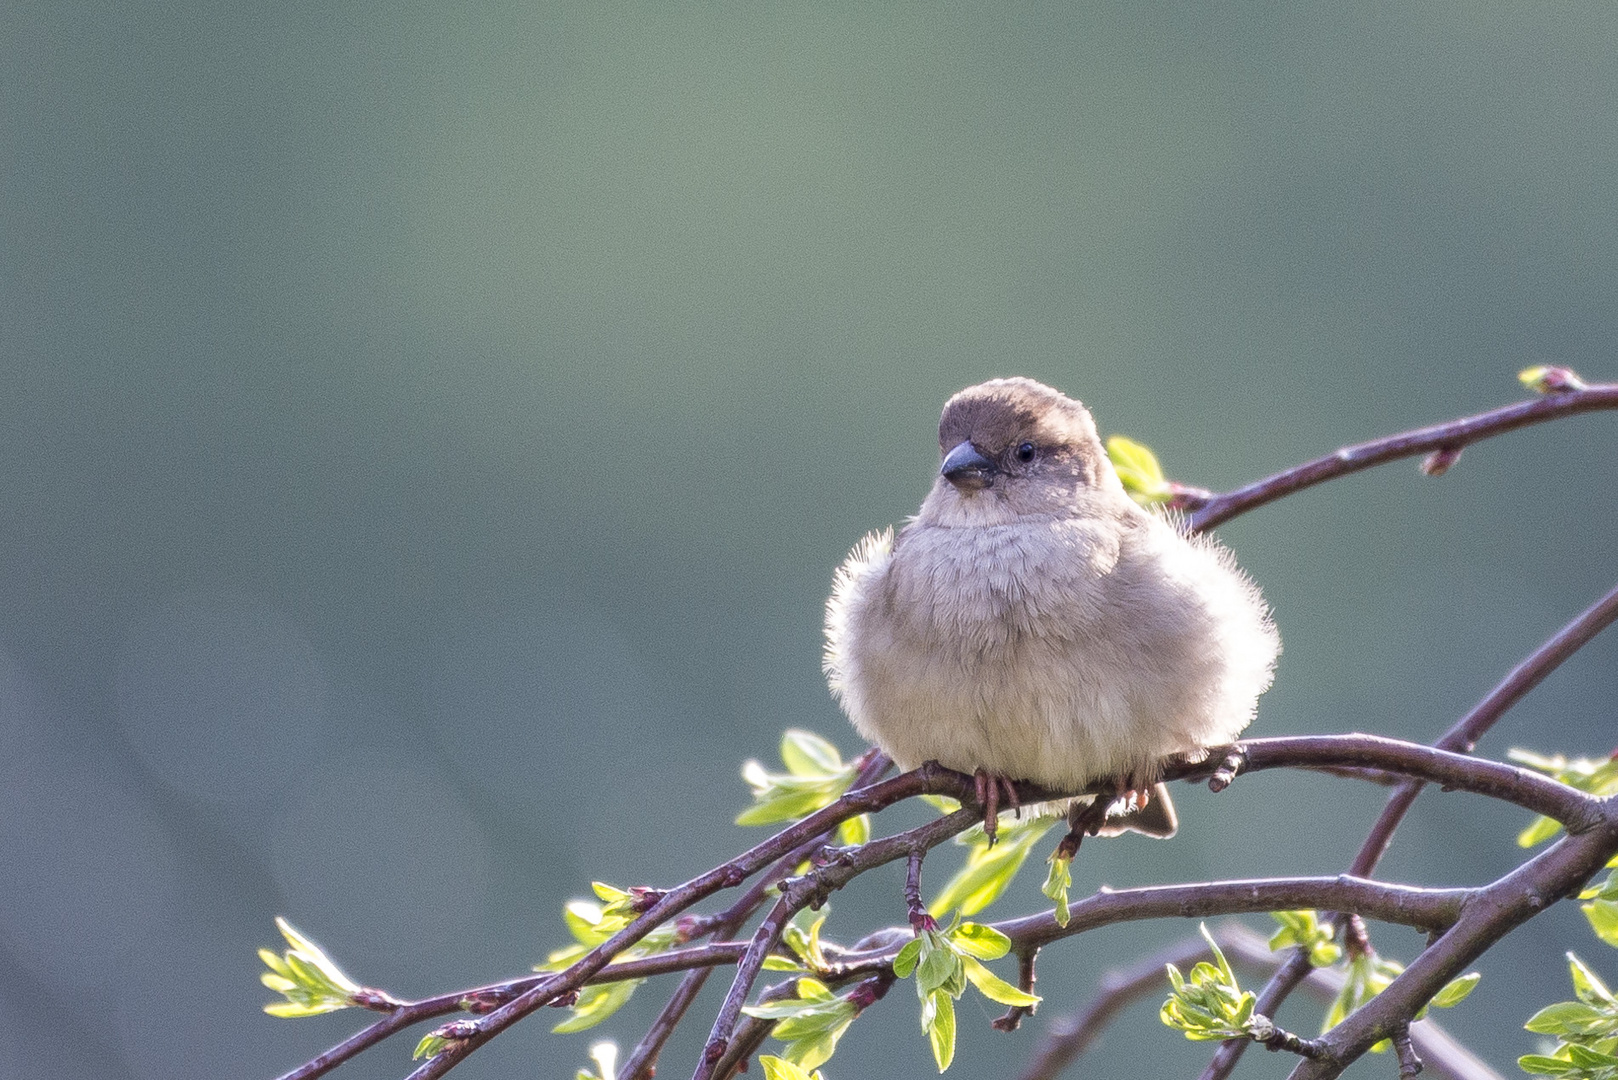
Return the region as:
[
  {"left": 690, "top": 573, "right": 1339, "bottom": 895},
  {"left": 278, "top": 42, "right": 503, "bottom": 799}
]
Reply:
[{"left": 1519, "top": 365, "right": 1587, "bottom": 394}]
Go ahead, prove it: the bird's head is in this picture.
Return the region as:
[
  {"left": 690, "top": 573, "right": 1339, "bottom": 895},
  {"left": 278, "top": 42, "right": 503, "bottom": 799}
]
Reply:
[{"left": 919, "top": 377, "right": 1124, "bottom": 524}]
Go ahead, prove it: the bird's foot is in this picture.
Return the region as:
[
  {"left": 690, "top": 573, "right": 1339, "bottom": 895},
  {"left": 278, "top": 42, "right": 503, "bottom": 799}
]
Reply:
[
  {"left": 1055, "top": 794, "right": 1107, "bottom": 859},
  {"left": 1206, "top": 748, "right": 1245, "bottom": 792},
  {"left": 972, "top": 769, "right": 1022, "bottom": 845}
]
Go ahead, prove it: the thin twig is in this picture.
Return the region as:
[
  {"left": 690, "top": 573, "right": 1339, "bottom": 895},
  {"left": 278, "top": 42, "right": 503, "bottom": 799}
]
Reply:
[
  {"left": 692, "top": 808, "right": 980, "bottom": 1079},
  {"left": 620, "top": 750, "right": 893, "bottom": 1080},
  {"left": 991, "top": 948, "right": 1039, "bottom": 1031},
  {"left": 399, "top": 764, "right": 979, "bottom": 1080},
  {"left": 1353, "top": 580, "right": 1618, "bottom": 878},
  {"left": 1186, "top": 381, "right": 1618, "bottom": 531}
]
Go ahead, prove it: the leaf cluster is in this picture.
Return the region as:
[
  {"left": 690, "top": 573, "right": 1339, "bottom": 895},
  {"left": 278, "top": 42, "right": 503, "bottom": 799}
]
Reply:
[
  {"left": 1161, "top": 924, "right": 1264, "bottom": 1042},
  {"left": 258, "top": 917, "right": 364, "bottom": 1018},
  {"left": 742, "top": 977, "right": 861, "bottom": 1070},
  {"left": 892, "top": 920, "right": 1039, "bottom": 1071},
  {"left": 1521, "top": 955, "right": 1618, "bottom": 1078},
  {"left": 1269, "top": 909, "right": 1342, "bottom": 968},
  {"left": 737, "top": 729, "right": 870, "bottom": 846},
  {"left": 1326, "top": 955, "right": 1477, "bottom": 1051},
  {"left": 539, "top": 882, "right": 682, "bottom": 1033},
  {"left": 928, "top": 810, "right": 1058, "bottom": 919}
]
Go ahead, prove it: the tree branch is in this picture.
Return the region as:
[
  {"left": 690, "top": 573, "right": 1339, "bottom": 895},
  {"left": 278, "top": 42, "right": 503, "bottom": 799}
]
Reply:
[
  {"left": 1288, "top": 800, "right": 1618, "bottom": 1079},
  {"left": 693, "top": 808, "right": 980, "bottom": 1079},
  {"left": 319, "top": 763, "right": 973, "bottom": 1080},
  {"left": 1186, "top": 380, "right": 1618, "bottom": 532},
  {"left": 1352, "top": 579, "right": 1618, "bottom": 878},
  {"left": 1229, "top": 735, "right": 1602, "bottom": 830},
  {"left": 1199, "top": 579, "right": 1618, "bottom": 1080},
  {"left": 619, "top": 750, "right": 893, "bottom": 1080},
  {"left": 1019, "top": 924, "right": 1504, "bottom": 1080}
]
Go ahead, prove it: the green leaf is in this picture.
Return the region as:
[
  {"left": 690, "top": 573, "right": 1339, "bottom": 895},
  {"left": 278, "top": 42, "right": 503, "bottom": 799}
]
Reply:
[
  {"left": 916, "top": 932, "right": 959, "bottom": 994},
  {"left": 1429, "top": 972, "right": 1480, "bottom": 1008},
  {"left": 591, "top": 882, "right": 630, "bottom": 905},
  {"left": 1569, "top": 953, "right": 1618, "bottom": 1007},
  {"left": 1584, "top": 900, "right": 1618, "bottom": 947},
  {"left": 930, "top": 815, "right": 1057, "bottom": 917},
  {"left": 553, "top": 980, "right": 641, "bottom": 1033},
  {"left": 1520, "top": 815, "right": 1566, "bottom": 848},
  {"left": 1580, "top": 868, "right": 1618, "bottom": 902},
  {"left": 1201, "top": 924, "right": 1237, "bottom": 986},
  {"left": 758, "top": 1055, "right": 821, "bottom": 1080},
  {"left": 925, "top": 989, "right": 956, "bottom": 1071},
  {"left": 737, "top": 731, "right": 861, "bottom": 826},
  {"left": 1106, "top": 435, "right": 1173, "bottom": 505},
  {"left": 1566, "top": 1044, "right": 1618, "bottom": 1069},
  {"left": 960, "top": 955, "right": 1039, "bottom": 1007},
  {"left": 413, "top": 1033, "right": 451, "bottom": 1060},
  {"left": 1517, "top": 1053, "right": 1576, "bottom": 1076},
  {"left": 782, "top": 908, "right": 830, "bottom": 972},
  {"left": 780, "top": 730, "right": 844, "bottom": 776},
  {"left": 763, "top": 955, "right": 806, "bottom": 972},
  {"left": 948, "top": 922, "right": 1012, "bottom": 961},
  {"left": 1525, "top": 1001, "right": 1613, "bottom": 1037},
  {"left": 838, "top": 813, "right": 871, "bottom": 846},
  {"left": 1042, "top": 852, "right": 1072, "bottom": 927},
  {"left": 783, "top": 1031, "right": 841, "bottom": 1071},
  {"left": 797, "top": 977, "right": 836, "bottom": 1002},
  {"left": 893, "top": 938, "right": 922, "bottom": 979}
]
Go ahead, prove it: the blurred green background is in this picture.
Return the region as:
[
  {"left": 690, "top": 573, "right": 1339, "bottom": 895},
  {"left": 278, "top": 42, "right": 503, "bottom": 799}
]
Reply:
[{"left": 4, "top": 1, "right": 1617, "bottom": 1077}]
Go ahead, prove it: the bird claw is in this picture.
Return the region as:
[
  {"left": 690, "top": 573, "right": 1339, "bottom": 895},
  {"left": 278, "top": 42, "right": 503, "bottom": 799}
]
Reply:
[{"left": 972, "top": 770, "right": 1021, "bottom": 845}]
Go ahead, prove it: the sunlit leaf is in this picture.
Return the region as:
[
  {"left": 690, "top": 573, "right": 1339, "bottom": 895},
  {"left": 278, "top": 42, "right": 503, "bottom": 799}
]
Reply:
[
  {"left": 925, "top": 989, "right": 956, "bottom": 1071},
  {"left": 258, "top": 917, "right": 364, "bottom": 1017},
  {"left": 1430, "top": 972, "right": 1481, "bottom": 1008},
  {"left": 780, "top": 730, "right": 844, "bottom": 776},
  {"left": 960, "top": 955, "right": 1039, "bottom": 1006},
  {"left": 931, "top": 815, "right": 1057, "bottom": 917},
  {"left": 553, "top": 980, "right": 641, "bottom": 1033},
  {"left": 838, "top": 813, "right": 871, "bottom": 846},
  {"left": 948, "top": 922, "right": 1012, "bottom": 961},
  {"left": 1042, "top": 852, "right": 1072, "bottom": 927},
  {"left": 1584, "top": 900, "right": 1618, "bottom": 948},
  {"left": 1106, "top": 435, "right": 1173, "bottom": 505}
]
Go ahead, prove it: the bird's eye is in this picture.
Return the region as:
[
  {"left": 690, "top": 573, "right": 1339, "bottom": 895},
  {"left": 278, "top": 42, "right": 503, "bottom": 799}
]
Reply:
[{"left": 1015, "top": 442, "right": 1036, "bottom": 463}]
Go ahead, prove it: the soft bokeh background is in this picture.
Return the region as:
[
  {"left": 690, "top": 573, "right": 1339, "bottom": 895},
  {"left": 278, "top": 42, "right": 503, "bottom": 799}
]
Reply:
[{"left": 5, "top": 2, "right": 1617, "bottom": 1077}]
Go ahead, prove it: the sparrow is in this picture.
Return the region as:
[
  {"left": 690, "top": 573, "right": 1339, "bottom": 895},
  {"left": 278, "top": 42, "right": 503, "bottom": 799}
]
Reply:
[{"left": 823, "top": 377, "right": 1279, "bottom": 845}]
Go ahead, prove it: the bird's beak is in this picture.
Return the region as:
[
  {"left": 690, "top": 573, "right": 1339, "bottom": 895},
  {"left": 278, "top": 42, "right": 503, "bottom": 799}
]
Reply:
[{"left": 941, "top": 440, "right": 996, "bottom": 492}]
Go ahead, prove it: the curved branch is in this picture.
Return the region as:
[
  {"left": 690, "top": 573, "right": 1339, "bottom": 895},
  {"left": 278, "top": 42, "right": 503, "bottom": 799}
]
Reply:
[
  {"left": 1187, "top": 381, "right": 1618, "bottom": 531},
  {"left": 812, "top": 876, "right": 1469, "bottom": 979},
  {"left": 1200, "top": 581, "right": 1618, "bottom": 1080},
  {"left": 1353, "top": 579, "right": 1618, "bottom": 877},
  {"left": 1288, "top": 805, "right": 1618, "bottom": 1079},
  {"left": 1230, "top": 735, "right": 1602, "bottom": 829},
  {"left": 291, "top": 762, "right": 968, "bottom": 1080},
  {"left": 992, "top": 875, "right": 1467, "bottom": 952},
  {"left": 1020, "top": 924, "right": 1503, "bottom": 1080}
]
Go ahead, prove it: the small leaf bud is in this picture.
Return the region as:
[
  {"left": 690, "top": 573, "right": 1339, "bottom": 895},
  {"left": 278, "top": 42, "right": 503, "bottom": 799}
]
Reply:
[{"left": 1519, "top": 365, "right": 1587, "bottom": 394}]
